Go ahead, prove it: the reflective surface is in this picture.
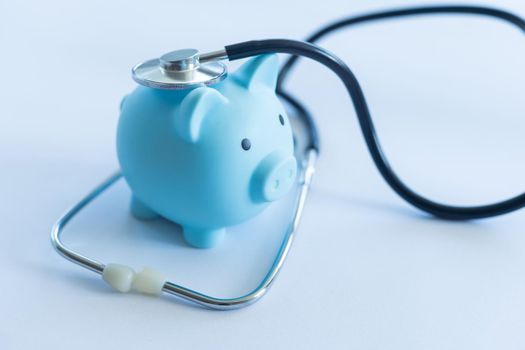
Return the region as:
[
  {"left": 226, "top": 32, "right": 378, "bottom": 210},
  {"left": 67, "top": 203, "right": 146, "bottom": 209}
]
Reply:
[{"left": 132, "top": 49, "right": 228, "bottom": 90}]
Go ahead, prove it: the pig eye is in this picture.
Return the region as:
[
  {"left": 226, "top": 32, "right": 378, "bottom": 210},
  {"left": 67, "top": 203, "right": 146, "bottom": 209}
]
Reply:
[
  {"left": 279, "top": 114, "right": 285, "bottom": 126},
  {"left": 241, "top": 138, "right": 251, "bottom": 151}
]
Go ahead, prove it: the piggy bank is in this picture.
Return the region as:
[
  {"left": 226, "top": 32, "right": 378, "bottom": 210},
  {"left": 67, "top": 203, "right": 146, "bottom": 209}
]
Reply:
[{"left": 117, "top": 54, "right": 297, "bottom": 248}]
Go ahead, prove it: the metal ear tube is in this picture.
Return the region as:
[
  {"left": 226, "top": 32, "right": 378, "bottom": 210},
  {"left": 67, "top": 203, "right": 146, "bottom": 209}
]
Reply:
[{"left": 51, "top": 150, "right": 317, "bottom": 310}]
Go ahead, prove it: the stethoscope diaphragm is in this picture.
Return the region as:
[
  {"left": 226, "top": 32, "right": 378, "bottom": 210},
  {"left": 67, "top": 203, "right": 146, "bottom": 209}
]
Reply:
[{"left": 132, "top": 48, "right": 227, "bottom": 90}]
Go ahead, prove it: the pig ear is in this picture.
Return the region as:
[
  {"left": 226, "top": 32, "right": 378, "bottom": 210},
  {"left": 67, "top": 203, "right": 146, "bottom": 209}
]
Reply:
[
  {"left": 232, "top": 54, "right": 279, "bottom": 91},
  {"left": 175, "top": 87, "right": 227, "bottom": 143}
]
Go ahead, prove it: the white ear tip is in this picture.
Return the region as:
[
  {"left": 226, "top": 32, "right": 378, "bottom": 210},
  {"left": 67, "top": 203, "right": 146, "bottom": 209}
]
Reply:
[
  {"left": 132, "top": 267, "right": 166, "bottom": 296},
  {"left": 103, "top": 264, "right": 135, "bottom": 292}
]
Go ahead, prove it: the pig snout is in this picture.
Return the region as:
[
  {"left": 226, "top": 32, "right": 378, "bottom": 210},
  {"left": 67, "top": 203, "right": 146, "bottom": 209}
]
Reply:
[{"left": 252, "top": 150, "right": 297, "bottom": 202}]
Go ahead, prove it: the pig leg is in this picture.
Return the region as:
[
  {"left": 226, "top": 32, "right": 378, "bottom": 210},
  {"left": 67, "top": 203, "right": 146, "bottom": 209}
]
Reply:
[
  {"left": 182, "top": 227, "right": 225, "bottom": 249},
  {"left": 130, "top": 195, "right": 159, "bottom": 220}
]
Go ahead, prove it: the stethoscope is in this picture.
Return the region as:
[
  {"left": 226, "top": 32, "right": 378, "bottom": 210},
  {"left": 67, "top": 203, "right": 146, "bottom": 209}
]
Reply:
[{"left": 51, "top": 5, "right": 525, "bottom": 310}]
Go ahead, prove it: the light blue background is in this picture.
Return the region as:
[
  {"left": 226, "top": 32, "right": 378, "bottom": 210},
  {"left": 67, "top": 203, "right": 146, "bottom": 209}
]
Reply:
[{"left": 1, "top": 0, "right": 525, "bottom": 349}]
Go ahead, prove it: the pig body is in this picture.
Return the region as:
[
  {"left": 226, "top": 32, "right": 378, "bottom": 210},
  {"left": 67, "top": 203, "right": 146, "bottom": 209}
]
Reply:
[{"left": 117, "top": 54, "right": 297, "bottom": 248}]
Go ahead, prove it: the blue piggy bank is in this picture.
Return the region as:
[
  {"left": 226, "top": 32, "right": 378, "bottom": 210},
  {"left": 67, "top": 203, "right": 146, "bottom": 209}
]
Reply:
[{"left": 117, "top": 54, "right": 297, "bottom": 248}]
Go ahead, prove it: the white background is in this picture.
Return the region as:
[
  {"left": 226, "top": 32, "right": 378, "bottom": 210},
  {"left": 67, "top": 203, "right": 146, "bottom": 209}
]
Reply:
[{"left": 1, "top": 0, "right": 525, "bottom": 349}]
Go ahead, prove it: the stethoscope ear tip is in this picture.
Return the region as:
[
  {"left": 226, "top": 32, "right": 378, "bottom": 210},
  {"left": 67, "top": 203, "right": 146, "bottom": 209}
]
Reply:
[{"left": 102, "top": 263, "right": 166, "bottom": 296}]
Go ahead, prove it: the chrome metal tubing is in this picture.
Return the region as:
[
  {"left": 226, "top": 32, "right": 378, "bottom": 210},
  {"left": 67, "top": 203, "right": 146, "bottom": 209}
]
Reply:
[
  {"left": 50, "top": 172, "right": 122, "bottom": 274},
  {"left": 199, "top": 49, "right": 228, "bottom": 63},
  {"left": 50, "top": 149, "right": 317, "bottom": 310}
]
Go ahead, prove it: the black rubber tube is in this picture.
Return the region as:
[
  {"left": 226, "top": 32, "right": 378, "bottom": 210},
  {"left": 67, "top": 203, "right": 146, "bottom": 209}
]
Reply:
[{"left": 225, "top": 7, "right": 525, "bottom": 220}]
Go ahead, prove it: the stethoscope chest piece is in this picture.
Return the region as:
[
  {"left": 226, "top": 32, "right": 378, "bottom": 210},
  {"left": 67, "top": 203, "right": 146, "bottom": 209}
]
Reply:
[{"left": 132, "top": 48, "right": 228, "bottom": 90}]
